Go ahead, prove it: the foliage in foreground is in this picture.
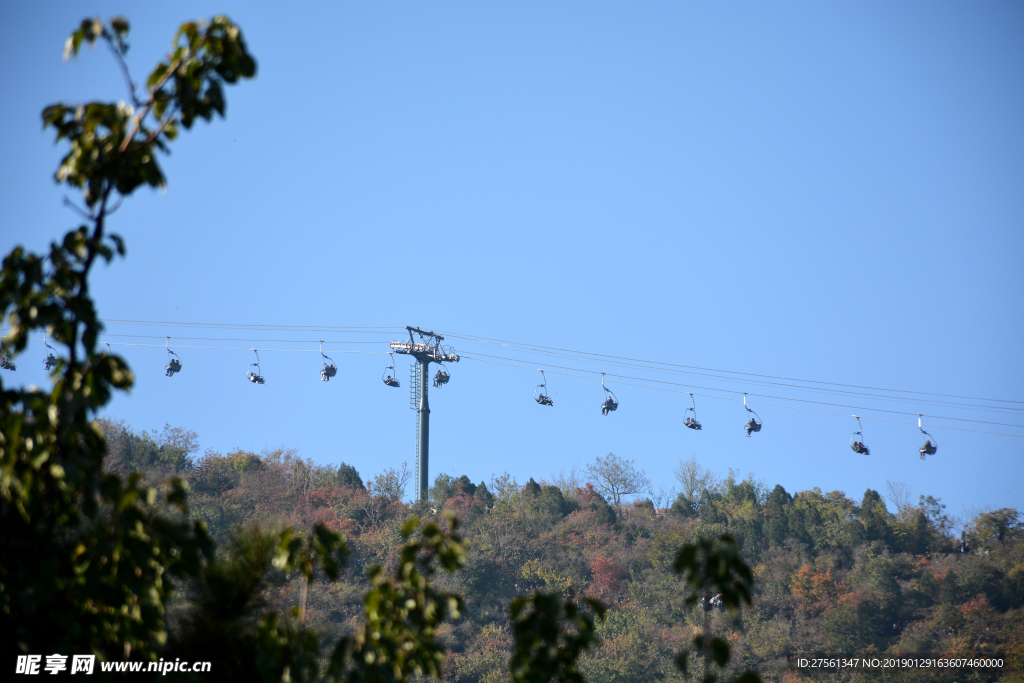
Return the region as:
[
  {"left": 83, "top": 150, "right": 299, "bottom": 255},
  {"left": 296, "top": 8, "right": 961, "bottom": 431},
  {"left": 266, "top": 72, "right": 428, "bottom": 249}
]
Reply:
[{"left": 1, "top": 14, "right": 257, "bottom": 666}]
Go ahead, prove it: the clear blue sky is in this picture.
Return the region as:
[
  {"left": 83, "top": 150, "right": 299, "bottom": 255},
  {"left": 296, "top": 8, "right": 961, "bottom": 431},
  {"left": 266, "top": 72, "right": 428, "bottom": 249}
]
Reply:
[{"left": 3, "top": 1, "right": 1022, "bottom": 524}]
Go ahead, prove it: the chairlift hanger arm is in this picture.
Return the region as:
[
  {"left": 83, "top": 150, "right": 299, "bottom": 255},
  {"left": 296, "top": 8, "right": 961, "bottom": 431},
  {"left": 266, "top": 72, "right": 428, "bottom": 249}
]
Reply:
[
  {"left": 918, "top": 414, "right": 938, "bottom": 446},
  {"left": 601, "top": 376, "right": 618, "bottom": 401},
  {"left": 742, "top": 393, "right": 761, "bottom": 419},
  {"left": 165, "top": 336, "right": 175, "bottom": 353}
]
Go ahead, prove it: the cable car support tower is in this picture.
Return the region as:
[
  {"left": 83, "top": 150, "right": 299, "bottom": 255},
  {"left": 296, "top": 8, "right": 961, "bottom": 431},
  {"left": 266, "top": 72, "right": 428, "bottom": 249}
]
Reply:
[{"left": 390, "top": 327, "right": 459, "bottom": 501}]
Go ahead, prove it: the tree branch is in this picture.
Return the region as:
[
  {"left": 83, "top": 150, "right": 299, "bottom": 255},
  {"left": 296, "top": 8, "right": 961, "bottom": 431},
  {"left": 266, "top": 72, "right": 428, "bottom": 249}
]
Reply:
[
  {"left": 62, "top": 196, "right": 92, "bottom": 220},
  {"left": 118, "top": 33, "right": 208, "bottom": 154},
  {"left": 67, "top": 184, "right": 110, "bottom": 371},
  {"left": 103, "top": 33, "right": 140, "bottom": 108}
]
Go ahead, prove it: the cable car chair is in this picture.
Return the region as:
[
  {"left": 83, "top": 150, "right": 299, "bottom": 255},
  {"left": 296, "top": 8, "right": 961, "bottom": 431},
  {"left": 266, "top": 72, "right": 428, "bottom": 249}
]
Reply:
[
  {"left": 917, "top": 414, "right": 938, "bottom": 459},
  {"left": 534, "top": 369, "right": 553, "bottom": 406},
  {"left": 43, "top": 332, "right": 58, "bottom": 371},
  {"left": 319, "top": 340, "right": 337, "bottom": 382},
  {"left": 165, "top": 337, "right": 182, "bottom": 377},
  {"left": 743, "top": 393, "right": 761, "bottom": 436},
  {"left": 382, "top": 352, "right": 400, "bottom": 387},
  {"left": 0, "top": 356, "right": 16, "bottom": 371},
  {"left": 684, "top": 392, "right": 702, "bottom": 430},
  {"left": 601, "top": 373, "right": 618, "bottom": 415},
  {"left": 433, "top": 363, "right": 450, "bottom": 388},
  {"left": 247, "top": 349, "right": 265, "bottom": 384},
  {"left": 849, "top": 415, "right": 870, "bottom": 454}
]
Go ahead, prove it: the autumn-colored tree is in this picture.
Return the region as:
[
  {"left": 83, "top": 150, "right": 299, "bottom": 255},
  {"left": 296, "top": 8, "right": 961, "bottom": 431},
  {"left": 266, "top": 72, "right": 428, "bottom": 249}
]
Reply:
[
  {"left": 588, "top": 557, "right": 626, "bottom": 600},
  {"left": 790, "top": 564, "right": 841, "bottom": 611}
]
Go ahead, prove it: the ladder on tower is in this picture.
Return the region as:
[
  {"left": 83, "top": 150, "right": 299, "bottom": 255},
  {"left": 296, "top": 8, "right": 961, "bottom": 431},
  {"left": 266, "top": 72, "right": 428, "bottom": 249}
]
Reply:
[{"left": 410, "top": 362, "right": 421, "bottom": 476}]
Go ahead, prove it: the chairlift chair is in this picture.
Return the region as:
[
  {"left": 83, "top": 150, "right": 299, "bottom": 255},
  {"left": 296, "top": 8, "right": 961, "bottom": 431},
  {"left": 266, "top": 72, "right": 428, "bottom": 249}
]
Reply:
[
  {"left": 319, "top": 340, "right": 337, "bottom": 382},
  {"left": 918, "top": 414, "right": 938, "bottom": 459},
  {"left": 743, "top": 393, "right": 762, "bottom": 436},
  {"left": 382, "top": 352, "right": 400, "bottom": 387},
  {"left": 165, "top": 337, "right": 182, "bottom": 377},
  {"left": 433, "top": 363, "right": 450, "bottom": 388},
  {"left": 684, "top": 392, "right": 702, "bottom": 430},
  {"left": 247, "top": 349, "right": 265, "bottom": 384},
  {"left": 0, "top": 356, "right": 16, "bottom": 371},
  {"left": 601, "top": 373, "right": 618, "bottom": 415},
  {"left": 534, "top": 369, "right": 553, "bottom": 406},
  {"left": 850, "top": 415, "right": 870, "bottom": 454},
  {"left": 43, "top": 332, "right": 58, "bottom": 371}
]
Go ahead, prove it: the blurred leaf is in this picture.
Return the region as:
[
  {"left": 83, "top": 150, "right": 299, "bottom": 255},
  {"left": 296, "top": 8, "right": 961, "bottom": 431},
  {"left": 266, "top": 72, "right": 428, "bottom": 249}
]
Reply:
[
  {"left": 510, "top": 592, "right": 605, "bottom": 683},
  {"left": 710, "top": 636, "right": 730, "bottom": 667},
  {"left": 110, "top": 17, "right": 129, "bottom": 37}
]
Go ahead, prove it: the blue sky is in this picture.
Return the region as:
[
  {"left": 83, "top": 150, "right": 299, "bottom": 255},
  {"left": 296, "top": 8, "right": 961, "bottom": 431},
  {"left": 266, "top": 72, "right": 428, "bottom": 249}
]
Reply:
[{"left": 3, "top": 1, "right": 1022, "bottom": 524}]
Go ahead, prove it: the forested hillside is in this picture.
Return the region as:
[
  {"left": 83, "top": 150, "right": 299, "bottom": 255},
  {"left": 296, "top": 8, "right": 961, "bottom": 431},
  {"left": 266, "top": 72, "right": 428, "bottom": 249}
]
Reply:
[{"left": 101, "top": 420, "right": 1024, "bottom": 682}]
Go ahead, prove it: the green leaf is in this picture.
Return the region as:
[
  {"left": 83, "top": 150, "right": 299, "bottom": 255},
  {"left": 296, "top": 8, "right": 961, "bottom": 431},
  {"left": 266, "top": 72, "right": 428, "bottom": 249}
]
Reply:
[{"left": 110, "top": 17, "right": 129, "bottom": 37}]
